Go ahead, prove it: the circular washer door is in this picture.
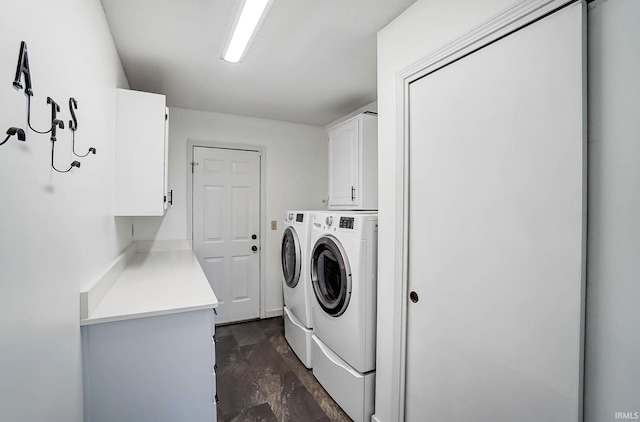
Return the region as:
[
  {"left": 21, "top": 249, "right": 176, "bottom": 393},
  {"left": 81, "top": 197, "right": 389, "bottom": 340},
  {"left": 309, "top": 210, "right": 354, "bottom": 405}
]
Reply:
[
  {"left": 310, "top": 235, "right": 352, "bottom": 317},
  {"left": 281, "top": 226, "right": 301, "bottom": 288}
]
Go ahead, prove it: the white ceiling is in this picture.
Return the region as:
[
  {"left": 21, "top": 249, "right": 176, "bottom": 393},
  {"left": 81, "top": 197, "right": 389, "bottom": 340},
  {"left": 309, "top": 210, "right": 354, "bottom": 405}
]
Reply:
[{"left": 99, "top": 0, "right": 416, "bottom": 127}]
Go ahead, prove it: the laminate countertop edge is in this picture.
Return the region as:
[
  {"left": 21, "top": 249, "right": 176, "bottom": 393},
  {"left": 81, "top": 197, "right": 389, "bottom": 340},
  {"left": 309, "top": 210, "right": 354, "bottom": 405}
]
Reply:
[{"left": 80, "top": 248, "right": 218, "bottom": 326}]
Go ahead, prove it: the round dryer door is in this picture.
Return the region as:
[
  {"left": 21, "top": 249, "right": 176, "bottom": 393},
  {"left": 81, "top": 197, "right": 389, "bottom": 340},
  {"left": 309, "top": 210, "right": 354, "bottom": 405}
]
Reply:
[
  {"left": 310, "top": 235, "right": 352, "bottom": 317},
  {"left": 281, "top": 227, "right": 301, "bottom": 288}
]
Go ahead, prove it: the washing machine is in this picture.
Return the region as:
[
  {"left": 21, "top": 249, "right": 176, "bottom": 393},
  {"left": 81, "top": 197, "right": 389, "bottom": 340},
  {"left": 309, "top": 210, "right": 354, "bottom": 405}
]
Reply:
[
  {"left": 309, "top": 211, "right": 378, "bottom": 422},
  {"left": 281, "top": 210, "right": 314, "bottom": 368}
]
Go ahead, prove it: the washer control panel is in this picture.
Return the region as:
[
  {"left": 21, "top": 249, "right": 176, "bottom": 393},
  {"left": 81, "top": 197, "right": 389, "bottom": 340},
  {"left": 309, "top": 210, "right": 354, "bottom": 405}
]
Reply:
[{"left": 339, "top": 217, "right": 355, "bottom": 229}]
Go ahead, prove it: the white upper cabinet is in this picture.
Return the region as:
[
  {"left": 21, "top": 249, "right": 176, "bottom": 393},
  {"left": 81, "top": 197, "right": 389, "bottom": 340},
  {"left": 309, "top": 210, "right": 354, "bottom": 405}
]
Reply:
[
  {"left": 327, "top": 113, "right": 378, "bottom": 210},
  {"left": 114, "top": 89, "right": 169, "bottom": 216}
]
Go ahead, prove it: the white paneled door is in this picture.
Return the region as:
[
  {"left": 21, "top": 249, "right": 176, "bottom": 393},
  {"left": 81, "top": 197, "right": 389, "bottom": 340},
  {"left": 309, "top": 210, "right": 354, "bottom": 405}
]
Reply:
[
  {"left": 193, "top": 147, "right": 261, "bottom": 324},
  {"left": 405, "top": 3, "right": 585, "bottom": 422}
]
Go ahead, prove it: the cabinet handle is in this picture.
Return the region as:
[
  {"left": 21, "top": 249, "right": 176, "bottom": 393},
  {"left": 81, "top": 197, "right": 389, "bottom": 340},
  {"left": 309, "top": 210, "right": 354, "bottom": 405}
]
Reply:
[
  {"left": 168, "top": 189, "right": 173, "bottom": 205},
  {"left": 351, "top": 186, "right": 355, "bottom": 201}
]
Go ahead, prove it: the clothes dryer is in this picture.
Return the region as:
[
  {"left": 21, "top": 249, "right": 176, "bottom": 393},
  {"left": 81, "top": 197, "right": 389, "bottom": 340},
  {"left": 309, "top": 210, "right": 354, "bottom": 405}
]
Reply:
[
  {"left": 309, "top": 211, "right": 378, "bottom": 422},
  {"left": 281, "top": 210, "right": 314, "bottom": 368}
]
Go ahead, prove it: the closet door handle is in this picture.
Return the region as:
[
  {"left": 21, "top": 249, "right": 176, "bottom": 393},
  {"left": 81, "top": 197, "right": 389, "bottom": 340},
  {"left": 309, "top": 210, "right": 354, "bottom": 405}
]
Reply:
[
  {"left": 410, "top": 291, "right": 419, "bottom": 303},
  {"left": 351, "top": 186, "right": 355, "bottom": 201}
]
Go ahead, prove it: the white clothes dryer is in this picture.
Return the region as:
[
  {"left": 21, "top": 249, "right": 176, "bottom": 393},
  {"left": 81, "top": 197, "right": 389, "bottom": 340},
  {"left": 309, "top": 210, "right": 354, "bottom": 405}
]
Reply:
[
  {"left": 309, "top": 211, "right": 378, "bottom": 422},
  {"left": 281, "top": 210, "right": 315, "bottom": 368}
]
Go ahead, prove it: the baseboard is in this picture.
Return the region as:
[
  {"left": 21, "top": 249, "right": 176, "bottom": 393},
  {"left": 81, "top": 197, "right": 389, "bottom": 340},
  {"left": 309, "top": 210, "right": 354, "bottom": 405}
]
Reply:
[{"left": 265, "top": 308, "right": 283, "bottom": 318}]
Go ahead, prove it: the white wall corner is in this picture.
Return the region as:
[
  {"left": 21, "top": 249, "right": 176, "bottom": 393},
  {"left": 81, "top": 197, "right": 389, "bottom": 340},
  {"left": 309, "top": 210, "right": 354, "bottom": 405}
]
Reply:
[
  {"left": 80, "top": 243, "right": 137, "bottom": 321},
  {"left": 323, "top": 101, "right": 378, "bottom": 130}
]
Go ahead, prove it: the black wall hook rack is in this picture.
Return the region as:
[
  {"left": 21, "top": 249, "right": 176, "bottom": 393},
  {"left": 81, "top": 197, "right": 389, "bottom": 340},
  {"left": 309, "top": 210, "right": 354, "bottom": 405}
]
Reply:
[{"left": 6, "top": 41, "right": 94, "bottom": 173}]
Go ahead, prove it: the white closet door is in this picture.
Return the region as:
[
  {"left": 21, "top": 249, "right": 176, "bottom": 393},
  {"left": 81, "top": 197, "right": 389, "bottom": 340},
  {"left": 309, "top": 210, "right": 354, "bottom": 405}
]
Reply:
[{"left": 406, "top": 3, "right": 585, "bottom": 422}]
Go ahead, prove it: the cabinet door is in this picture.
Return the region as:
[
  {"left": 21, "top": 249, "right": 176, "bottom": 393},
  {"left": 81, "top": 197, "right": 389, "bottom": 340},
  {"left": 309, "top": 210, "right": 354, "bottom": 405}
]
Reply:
[
  {"left": 163, "top": 107, "right": 169, "bottom": 212},
  {"left": 114, "top": 89, "right": 168, "bottom": 216},
  {"left": 328, "top": 118, "right": 359, "bottom": 207},
  {"left": 82, "top": 310, "right": 215, "bottom": 422}
]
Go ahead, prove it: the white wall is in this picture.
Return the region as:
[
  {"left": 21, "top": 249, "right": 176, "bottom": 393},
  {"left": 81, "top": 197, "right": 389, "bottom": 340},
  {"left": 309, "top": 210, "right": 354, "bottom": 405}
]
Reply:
[
  {"left": 585, "top": 0, "right": 640, "bottom": 420},
  {"left": 375, "top": 1, "right": 520, "bottom": 421},
  {"left": 0, "top": 1, "right": 130, "bottom": 421},
  {"left": 132, "top": 107, "right": 328, "bottom": 315}
]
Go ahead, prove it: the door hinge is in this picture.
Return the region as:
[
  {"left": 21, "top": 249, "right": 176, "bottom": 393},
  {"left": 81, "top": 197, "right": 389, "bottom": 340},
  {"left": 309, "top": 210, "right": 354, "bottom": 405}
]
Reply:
[{"left": 191, "top": 161, "right": 199, "bottom": 173}]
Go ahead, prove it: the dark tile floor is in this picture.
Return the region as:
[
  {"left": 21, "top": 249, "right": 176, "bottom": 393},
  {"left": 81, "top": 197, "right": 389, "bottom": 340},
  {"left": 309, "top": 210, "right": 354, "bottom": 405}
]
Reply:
[{"left": 215, "top": 317, "right": 352, "bottom": 422}]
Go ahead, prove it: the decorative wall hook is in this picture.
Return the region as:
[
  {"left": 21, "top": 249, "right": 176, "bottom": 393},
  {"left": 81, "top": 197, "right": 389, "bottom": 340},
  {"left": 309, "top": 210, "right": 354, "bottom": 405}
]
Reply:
[
  {"left": 69, "top": 98, "right": 96, "bottom": 157},
  {"left": 1, "top": 127, "right": 26, "bottom": 146},
  {"left": 51, "top": 135, "right": 81, "bottom": 173}
]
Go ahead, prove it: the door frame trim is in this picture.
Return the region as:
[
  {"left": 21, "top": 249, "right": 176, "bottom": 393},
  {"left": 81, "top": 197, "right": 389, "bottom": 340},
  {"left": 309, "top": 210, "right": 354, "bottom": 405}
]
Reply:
[
  {"left": 390, "top": 0, "right": 580, "bottom": 420},
  {"left": 187, "top": 140, "right": 268, "bottom": 320}
]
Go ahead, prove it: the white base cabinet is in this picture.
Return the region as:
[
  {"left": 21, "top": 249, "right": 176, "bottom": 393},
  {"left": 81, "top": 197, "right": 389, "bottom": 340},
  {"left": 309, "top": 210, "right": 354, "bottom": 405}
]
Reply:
[
  {"left": 82, "top": 309, "right": 217, "bottom": 422},
  {"left": 327, "top": 113, "right": 378, "bottom": 210},
  {"left": 114, "top": 88, "right": 169, "bottom": 216}
]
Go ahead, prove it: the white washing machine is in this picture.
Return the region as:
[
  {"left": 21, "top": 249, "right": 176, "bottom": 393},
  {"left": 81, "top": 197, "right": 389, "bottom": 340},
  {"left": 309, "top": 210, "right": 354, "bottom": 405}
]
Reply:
[
  {"left": 309, "top": 211, "right": 378, "bottom": 422},
  {"left": 281, "top": 210, "right": 314, "bottom": 368}
]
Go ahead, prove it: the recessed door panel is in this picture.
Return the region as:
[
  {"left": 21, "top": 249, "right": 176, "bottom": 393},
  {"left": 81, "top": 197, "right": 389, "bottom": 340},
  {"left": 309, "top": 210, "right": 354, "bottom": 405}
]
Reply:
[
  {"left": 231, "top": 256, "right": 250, "bottom": 300},
  {"left": 231, "top": 187, "right": 250, "bottom": 241},
  {"left": 203, "top": 186, "right": 223, "bottom": 242}
]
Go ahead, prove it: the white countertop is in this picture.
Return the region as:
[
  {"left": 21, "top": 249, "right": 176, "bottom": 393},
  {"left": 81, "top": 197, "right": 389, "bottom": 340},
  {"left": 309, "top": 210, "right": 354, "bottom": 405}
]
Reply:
[{"left": 81, "top": 250, "right": 218, "bottom": 326}]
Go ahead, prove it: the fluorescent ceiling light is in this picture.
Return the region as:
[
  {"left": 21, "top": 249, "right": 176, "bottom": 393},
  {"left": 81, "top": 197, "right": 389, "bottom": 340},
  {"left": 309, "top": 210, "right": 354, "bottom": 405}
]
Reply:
[{"left": 222, "top": 0, "right": 272, "bottom": 63}]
